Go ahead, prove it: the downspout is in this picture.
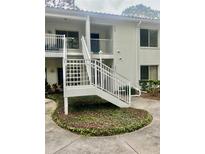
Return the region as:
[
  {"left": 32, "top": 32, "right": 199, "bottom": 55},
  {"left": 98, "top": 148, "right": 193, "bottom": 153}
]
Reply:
[{"left": 136, "top": 20, "right": 141, "bottom": 87}]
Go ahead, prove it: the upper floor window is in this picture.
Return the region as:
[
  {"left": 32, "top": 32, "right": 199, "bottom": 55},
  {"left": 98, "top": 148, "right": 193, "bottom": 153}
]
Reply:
[
  {"left": 56, "top": 30, "right": 79, "bottom": 49},
  {"left": 140, "top": 29, "right": 158, "bottom": 47}
]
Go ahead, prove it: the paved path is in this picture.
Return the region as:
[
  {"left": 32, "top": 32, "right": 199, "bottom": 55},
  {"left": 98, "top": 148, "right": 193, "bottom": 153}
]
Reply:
[{"left": 45, "top": 97, "right": 160, "bottom": 154}]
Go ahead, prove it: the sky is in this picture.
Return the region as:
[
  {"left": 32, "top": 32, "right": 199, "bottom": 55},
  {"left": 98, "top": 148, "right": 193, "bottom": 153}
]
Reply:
[{"left": 75, "top": 0, "right": 160, "bottom": 15}]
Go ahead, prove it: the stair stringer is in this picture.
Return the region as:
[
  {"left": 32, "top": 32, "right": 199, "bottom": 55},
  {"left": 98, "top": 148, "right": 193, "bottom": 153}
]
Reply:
[
  {"left": 65, "top": 85, "right": 130, "bottom": 108},
  {"left": 95, "top": 88, "right": 130, "bottom": 108}
]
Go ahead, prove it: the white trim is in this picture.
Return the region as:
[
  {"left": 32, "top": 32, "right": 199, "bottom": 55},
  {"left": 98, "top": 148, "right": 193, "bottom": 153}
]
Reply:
[
  {"left": 45, "top": 13, "right": 86, "bottom": 21},
  {"left": 91, "top": 54, "right": 114, "bottom": 59},
  {"left": 140, "top": 47, "right": 160, "bottom": 50},
  {"left": 45, "top": 52, "right": 63, "bottom": 57}
]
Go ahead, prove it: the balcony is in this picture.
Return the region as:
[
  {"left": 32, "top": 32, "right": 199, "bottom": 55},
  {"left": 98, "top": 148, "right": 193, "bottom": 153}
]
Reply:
[
  {"left": 90, "top": 38, "right": 113, "bottom": 55},
  {"left": 45, "top": 34, "right": 64, "bottom": 57},
  {"left": 45, "top": 34, "right": 113, "bottom": 58}
]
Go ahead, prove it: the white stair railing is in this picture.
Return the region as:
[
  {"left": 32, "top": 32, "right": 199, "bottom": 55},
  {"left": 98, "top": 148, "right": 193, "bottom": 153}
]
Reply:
[
  {"left": 64, "top": 35, "right": 141, "bottom": 106},
  {"left": 90, "top": 60, "right": 132, "bottom": 104},
  {"left": 81, "top": 36, "right": 91, "bottom": 82},
  {"left": 65, "top": 59, "right": 132, "bottom": 104},
  {"left": 131, "top": 85, "right": 141, "bottom": 97}
]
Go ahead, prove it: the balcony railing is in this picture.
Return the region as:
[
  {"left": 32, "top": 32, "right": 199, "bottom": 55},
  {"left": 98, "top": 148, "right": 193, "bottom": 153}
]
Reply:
[
  {"left": 45, "top": 34, "right": 80, "bottom": 52},
  {"left": 91, "top": 38, "right": 113, "bottom": 55},
  {"left": 45, "top": 34, "right": 65, "bottom": 52},
  {"left": 45, "top": 34, "right": 113, "bottom": 55}
]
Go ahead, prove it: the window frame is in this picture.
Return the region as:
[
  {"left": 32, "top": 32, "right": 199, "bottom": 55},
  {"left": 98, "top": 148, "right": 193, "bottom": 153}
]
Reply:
[
  {"left": 140, "top": 29, "right": 159, "bottom": 48},
  {"left": 140, "top": 65, "right": 158, "bottom": 80},
  {"left": 140, "top": 65, "right": 149, "bottom": 80}
]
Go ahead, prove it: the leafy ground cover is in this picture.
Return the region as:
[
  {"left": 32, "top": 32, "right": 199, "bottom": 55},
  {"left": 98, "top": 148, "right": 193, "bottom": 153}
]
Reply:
[{"left": 48, "top": 94, "right": 153, "bottom": 136}]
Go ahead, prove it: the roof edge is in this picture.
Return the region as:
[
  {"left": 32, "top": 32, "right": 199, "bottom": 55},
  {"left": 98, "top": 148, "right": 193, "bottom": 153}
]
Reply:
[{"left": 45, "top": 7, "right": 160, "bottom": 24}]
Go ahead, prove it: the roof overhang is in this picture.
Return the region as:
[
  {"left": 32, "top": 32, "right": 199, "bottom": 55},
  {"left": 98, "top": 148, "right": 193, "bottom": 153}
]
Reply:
[{"left": 45, "top": 7, "right": 160, "bottom": 25}]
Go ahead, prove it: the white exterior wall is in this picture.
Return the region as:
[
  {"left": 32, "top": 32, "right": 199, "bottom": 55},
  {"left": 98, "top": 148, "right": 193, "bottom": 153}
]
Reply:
[
  {"left": 138, "top": 25, "right": 160, "bottom": 80},
  {"left": 45, "top": 13, "right": 160, "bottom": 84},
  {"left": 139, "top": 48, "right": 160, "bottom": 64},
  {"left": 45, "top": 58, "right": 62, "bottom": 84},
  {"left": 112, "top": 22, "right": 138, "bottom": 84},
  {"left": 112, "top": 22, "right": 160, "bottom": 83}
]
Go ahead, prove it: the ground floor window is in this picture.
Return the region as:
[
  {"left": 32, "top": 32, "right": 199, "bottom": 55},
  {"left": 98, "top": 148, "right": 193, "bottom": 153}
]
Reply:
[{"left": 140, "top": 65, "right": 158, "bottom": 80}]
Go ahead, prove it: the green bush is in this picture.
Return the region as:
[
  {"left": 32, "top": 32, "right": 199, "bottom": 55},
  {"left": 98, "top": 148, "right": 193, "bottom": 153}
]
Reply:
[
  {"left": 139, "top": 80, "right": 160, "bottom": 91},
  {"left": 139, "top": 80, "right": 160, "bottom": 96},
  {"left": 45, "top": 82, "right": 63, "bottom": 95}
]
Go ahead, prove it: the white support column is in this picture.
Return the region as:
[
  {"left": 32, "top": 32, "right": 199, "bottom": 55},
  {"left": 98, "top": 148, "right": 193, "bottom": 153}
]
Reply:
[
  {"left": 62, "top": 35, "right": 68, "bottom": 115},
  {"left": 86, "top": 16, "right": 91, "bottom": 52},
  {"left": 64, "top": 97, "right": 68, "bottom": 115}
]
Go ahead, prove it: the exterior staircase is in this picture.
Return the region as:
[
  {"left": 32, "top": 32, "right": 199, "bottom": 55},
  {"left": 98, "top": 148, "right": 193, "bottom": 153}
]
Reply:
[
  {"left": 44, "top": 34, "right": 141, "bottom": 114},
  {"left": 62, "top": 36, "right": 141, "bottom": 114}
]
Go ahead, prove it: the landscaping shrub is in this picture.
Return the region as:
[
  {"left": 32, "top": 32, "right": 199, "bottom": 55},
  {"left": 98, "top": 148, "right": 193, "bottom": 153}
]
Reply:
[
  {"left": 139, "top": 80, "right": 160, "bottom": 97},
  {"left": 49, "top": 94, "right": 153, "bottom": 136},
  {"left": 45, "top": 82, "right": 63, "bottom": 96}
]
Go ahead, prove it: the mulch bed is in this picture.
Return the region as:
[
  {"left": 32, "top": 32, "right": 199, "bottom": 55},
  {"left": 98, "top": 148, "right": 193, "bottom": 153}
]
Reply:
[
  {"left": 140, "top": 91, "right": 160, "bottom": 100},
  {"left": 48, "top": 94, "right": 153, "bottom": 136}
]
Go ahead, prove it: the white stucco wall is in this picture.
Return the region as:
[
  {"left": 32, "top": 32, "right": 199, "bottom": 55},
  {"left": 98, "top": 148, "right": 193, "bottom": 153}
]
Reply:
[
  {"left": 138, "top": 26, "right": 160, "bottom": 80},
  {"left": 45, "top": 15, "right": 160, "bottom": 83},
  {"left": 45, "top": 58, "right": 62, "bottom": 84},
  {"left": 112, "top": 22, "right": 160, "bottom": 83},
  {"left": 139, "top": 48, "right": 160, "bottom": 65},
  {"left": 112, "top": 22, "right": 138, "bottom": 84}
]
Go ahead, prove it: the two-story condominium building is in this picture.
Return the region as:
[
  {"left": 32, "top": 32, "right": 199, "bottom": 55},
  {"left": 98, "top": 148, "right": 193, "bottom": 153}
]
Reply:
[{"left": 45, "top": 6, "right": 160, "bottom": 114}]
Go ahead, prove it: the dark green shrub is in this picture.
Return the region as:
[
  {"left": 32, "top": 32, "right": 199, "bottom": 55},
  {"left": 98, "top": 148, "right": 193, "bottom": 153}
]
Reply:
[
  {"left": 139, "top": 80, "right": 160, "bottom": 93},
  {"left": 45, "top": 81, "right": 52, "bottom": 95},
  {"left": 46, "top": 82, "right": 63, "bottom": 95}
]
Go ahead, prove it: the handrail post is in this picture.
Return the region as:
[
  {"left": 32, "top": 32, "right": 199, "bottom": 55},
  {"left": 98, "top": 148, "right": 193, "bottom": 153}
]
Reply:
[
  {"left": 100, "top": 62, "right": 103, "bottom": 88},
  {"left": 95, "top": 60, "right": 97, "bottom": 87}
]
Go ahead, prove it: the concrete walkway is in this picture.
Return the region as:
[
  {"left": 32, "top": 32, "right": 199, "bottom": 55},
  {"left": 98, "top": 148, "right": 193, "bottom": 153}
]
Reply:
[{"left": 45, "top": 97, "right": 160, "bottom": 154}]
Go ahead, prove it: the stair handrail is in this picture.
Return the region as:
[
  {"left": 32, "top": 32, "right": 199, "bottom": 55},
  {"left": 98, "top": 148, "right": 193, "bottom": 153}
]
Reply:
[
  {"left": 81, "top": 36, "right": 91, "bottom": 81},
  {"left": 90, "top": 59, "right": 131, "bottom": 104},
  {"left": 131, "top": 84, "right": 141, "bottom": 96},
  {"left": 81, "top": 36, "right": 91, "bottom": 60},
  {"left": 94, "top": 59, "right": 130, "bottom": 83}
]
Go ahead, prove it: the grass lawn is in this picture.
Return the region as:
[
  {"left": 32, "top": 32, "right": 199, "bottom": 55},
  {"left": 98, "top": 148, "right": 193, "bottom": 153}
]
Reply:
[{"left": 48, "top": 94, "right": 153, "bottom": 136}]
